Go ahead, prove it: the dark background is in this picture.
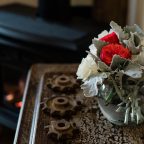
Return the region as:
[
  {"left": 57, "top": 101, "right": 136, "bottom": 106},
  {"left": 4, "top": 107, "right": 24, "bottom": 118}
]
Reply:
[{"left": 0, "top": 0, "right": 128, "bottom": 143}]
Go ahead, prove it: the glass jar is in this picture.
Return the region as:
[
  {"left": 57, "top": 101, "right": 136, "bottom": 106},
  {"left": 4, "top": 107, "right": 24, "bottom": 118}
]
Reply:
[{"left": 97, "top": 82, "right": 144, "bottom": 125}]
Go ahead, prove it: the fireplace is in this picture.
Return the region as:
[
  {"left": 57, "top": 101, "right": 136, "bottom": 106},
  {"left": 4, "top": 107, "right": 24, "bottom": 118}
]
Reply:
[
  {"left": 0, "top": 0, "right": 128, "bottom": 131},
  {"left": 0, "top": 9, "right": 92, "bottom": 130}
]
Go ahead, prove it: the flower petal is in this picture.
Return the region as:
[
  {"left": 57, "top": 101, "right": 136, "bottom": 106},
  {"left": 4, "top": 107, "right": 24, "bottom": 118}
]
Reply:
[
  {"left": 98, "top": 29, "right": 114, "bottom": 39},
  {"left": 98, "top": 30, "right": 109, "bottom": 39},
  {"left": 89, "top": 44, "right": 97, "bottom": 56},
  {"left": 100, "top": 32, "right": 119, "bottom": 44},
  {"left": 76, "top": 54, "right": 98, "bottom": 81},
  {"left": 110, "top": 21, "right": 129, "bottom": 41},
  {"left": 92, "top": 38, "right": 108, "bottom": 57}
]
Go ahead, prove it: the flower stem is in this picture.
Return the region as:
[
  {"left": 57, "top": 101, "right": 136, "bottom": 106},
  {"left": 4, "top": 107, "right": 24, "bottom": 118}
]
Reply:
[{"left": 110, "top": 75, "right": 127, "bottom": 103}]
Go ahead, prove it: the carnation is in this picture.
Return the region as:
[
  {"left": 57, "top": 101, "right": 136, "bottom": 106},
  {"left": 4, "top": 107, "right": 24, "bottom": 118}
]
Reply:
[
  {"left": 77, "top": 21, "right": 144, "bottom": 125},
  {"left": 100, "top": 44, "right": 131, "bottom": 65},
  {"left": 76, "top": 54, "right": 98, "bottom": 81},
  {"left": 100, "top": 32, "right": 119, "bottom": 44}
]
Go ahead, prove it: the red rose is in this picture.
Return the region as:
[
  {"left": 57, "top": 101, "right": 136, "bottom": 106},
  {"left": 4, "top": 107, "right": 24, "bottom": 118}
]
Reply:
[
  {"left": 100, "top": 32, "right": 119, "bottom": 44},
  {"left": 100, "top": 44, "right": 131, "bottom": 65}
]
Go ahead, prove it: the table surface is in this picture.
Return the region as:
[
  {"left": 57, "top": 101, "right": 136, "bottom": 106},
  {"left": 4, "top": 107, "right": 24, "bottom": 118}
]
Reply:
[
  {"left": 14, "top": 64, "right": 78, "bottom": 144},
  {"left": 14, "top": 64, "right": 144, "bottom": 144}
]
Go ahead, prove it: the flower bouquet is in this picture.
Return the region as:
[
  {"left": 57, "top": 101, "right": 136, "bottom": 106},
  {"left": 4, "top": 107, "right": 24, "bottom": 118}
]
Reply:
[{"left": 77, "top": 21, "right": 144, "bottom": 125}]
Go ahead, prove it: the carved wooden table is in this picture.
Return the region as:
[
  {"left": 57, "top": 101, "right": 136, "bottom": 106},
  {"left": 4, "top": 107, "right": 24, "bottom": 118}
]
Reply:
[{"left": 14, "top": 64, "right": 144, "bottom": 144}]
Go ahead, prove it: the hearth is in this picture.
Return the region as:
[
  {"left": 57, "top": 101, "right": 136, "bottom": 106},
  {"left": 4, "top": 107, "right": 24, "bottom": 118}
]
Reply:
[
  {"left": 0, "top": 12, "right": 90, "bottom": 129},
  {"left": 0, "top": 4, "right": 109, "bottom": 130}
]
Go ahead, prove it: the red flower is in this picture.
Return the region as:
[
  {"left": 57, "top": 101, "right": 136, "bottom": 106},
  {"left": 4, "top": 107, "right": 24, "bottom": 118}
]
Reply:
[
  {"left": 100, "top": 44, "right": 131, "bottom": 65},
  {"left": 100, "top": 32, "right": 119, "bottom": 44}
]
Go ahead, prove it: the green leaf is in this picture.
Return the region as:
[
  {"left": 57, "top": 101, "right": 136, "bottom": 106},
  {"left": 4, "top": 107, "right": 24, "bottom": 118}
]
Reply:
[
  {"left": 134, "top": 33, "right": 141, "bottom": 46},
  {"left": 110, "top": 55, "right": 128, "bottom": 70},
  {"left": 110, "top": 21, "right": 123, "bottom": 33},
  {"left": 92, "top": 39, "right": 108, "bottom": 57},
  {"left": 98, "top": 61, "right": 111, "bottom": 72},
  {"left": 110, "top": 21, "right": 129, "bottom": 41},
  {"left": 121, "top": 62, "right": 143, "bottom": 78},
  {"left": 81, "top": 73, "right": 108, "bottom": 97},
  {"left": 125, "top": 24, "right": 144, "bottom": 37},
  {"left": 123, "top": 32, "right": 141, "bottom": 54}
]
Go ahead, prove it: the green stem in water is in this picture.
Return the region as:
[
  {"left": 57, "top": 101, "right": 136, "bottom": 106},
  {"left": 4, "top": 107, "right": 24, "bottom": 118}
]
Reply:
[{"left": 110, "top": 75, "right": 127, "bottom": 103}]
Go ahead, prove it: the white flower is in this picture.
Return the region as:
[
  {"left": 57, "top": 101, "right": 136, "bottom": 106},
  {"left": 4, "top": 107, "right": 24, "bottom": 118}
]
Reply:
[
  {"left": 89, "top": 44, "right": 97, "bottom": 56},
  {"left": 76, "top": 54, "right": 98, "bottom": 81},
  {"left": 98, "top": 29, "right": 113, "bottom": 39}
]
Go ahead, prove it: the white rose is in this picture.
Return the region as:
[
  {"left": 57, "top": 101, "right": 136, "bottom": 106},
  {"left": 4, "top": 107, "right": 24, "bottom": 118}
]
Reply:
[{"left": 76, "top": 54, "right": 98, "bottom": 81}]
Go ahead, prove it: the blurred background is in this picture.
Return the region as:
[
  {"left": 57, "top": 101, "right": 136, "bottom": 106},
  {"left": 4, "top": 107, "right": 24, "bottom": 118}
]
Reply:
[{"left": 0, "top": 0, "right": 143, "bottom": 143}]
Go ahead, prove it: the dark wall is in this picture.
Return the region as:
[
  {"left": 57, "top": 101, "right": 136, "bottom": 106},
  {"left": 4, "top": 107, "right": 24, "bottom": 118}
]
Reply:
[{"left": 37, "top": 0, "right": 128, "bottom": 26}]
